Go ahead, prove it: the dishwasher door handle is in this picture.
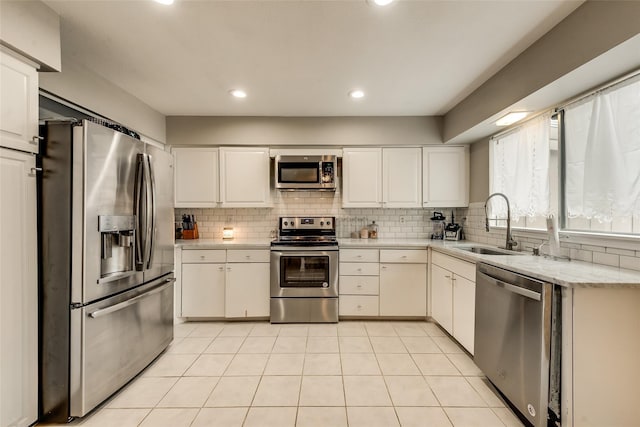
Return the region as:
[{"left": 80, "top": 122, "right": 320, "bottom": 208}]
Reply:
[{"left": 480, "top": 272, "right": 541, "bottom": 301}]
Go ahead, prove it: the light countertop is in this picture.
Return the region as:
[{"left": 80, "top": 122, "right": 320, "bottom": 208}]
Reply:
[{"left": 176, "top": 238, "right": 640, "bottom": 288}]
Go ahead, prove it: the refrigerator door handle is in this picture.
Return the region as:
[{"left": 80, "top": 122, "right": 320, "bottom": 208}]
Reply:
[
  {"left": 134, "top": 154, "right": 145, "bottom": 269},
  {"left": 88, "top": 278, "right": 175, "bottom": 318},
  {"left": 142, "top": 154, "right": 154, "bottom": 268},
  {"left": 145, "top": 153, "right": 157, "bottom": 269}
]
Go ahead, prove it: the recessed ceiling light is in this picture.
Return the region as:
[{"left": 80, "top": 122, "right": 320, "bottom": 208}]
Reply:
[
  {"left": 372, "top": 0, "right": 395, "bottom": 6},
  {"left": 349, "top": 90, "right": 365, "bottom": 99},
  {"left": 229, "top": 89, "right": 247, "bottom": 99},
  {"left": 154, "top": 0, "right": 174, "bottom": 5},
  {"left": 496, "top": 112, "right": 529, "bottom": 126}
]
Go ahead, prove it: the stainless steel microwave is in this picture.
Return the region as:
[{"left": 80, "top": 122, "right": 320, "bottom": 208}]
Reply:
[{"left": 274, "top": 155, "right": 336, "bottom": 190}]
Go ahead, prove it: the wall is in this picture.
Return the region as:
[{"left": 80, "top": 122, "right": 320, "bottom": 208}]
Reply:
[
  {"left": 167, "top": 116, "right": 443, "bottom": 147},
  {"left": 443, "top": 1, "right": 640, "bottom": 143},
  {"left": 0, "top": 0, "right": 61, "bottom": 71},
  {"left": 39, "top": 53, "right": 167, "bottom": 143},
  {"left": 468, "top": 138, "right": 490, "bottom": 203}
]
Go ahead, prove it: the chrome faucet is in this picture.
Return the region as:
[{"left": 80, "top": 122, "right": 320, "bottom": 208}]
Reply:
[{"left": 484, "top": 192, "right": 518, "bottom": 251}]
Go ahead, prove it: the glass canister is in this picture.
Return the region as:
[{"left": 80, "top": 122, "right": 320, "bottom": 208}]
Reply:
[{"left": 367, "top": 221, "right": 378, "bottom": 239}]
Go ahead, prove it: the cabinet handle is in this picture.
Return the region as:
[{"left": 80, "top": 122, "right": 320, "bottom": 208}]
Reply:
[
  {"left": 29, "top": 167, "right": 43, "bottom": 176},
  {"left": 357, "top": 284, "right": 362, "bottom": 288},
  {"left": 357, "top": 305, "right": 362, "bottom": 309},
  {"left": 444, "top": 275, "right": 451, "bottom": 279},
  {"left": 200, "top": 255, "right": 205, "bottom": 259},
  {"left": 245, "top": 255, "right": 251, "bottom": 259},
  {"left": 227, "top": 267, "right": 231, "bottom": 271},
  {"left": 401, "top": 255, "right": 407, "bottom": 258},
  {"left": 451, "top": 276, "right": 456, "bottom": 282},
  {"left": 357, "top": 268, "right": 362, "bottom": 272},
  {"left": 357, "top": 255, "right": 362, "bottom": 258},
  {"left": 31, "top": 135, "right": 43, "bottom": 144},
  {"left": 218, "top": 266, "right": 224, "bottom": 271},
  {"left": 381, "top": 266, "right": 387, "bottom": 270}
]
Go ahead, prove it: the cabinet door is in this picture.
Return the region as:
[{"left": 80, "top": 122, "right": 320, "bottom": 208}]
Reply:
[
  {"left": 181, "top": 263, "right": 225, "bottom": 317},
  {"left": 453, "top": 275, "right": 475, "bottom": 355},
  {"left": 225, "top": 263, "right": 270, "bottom": 318},
  {"left": 173, "top": 147, "right": 218, "bottom": 207},
  {"left": 342, "top": 148, "right": 382, "bottom": 208},
  {"left": 0, "top": 148, "right": 37, "bottom": 426},
  {"left": 379, "top": 263, "right": 427, "bottom": 317},
  {"left": 423, "top": 146, "right": 469, "bottom": 207},
  {"left": 219, "top": 147, "right": 270, "bottom": 207},
  {"left": 382, "top": 147, "right": 422, "bottom": 208},
  {"left": 430, "top": 264, "right": 453, "bottom": 334},
  {"left": 0, "top": 52, "right": 39, "bottom": 153}
]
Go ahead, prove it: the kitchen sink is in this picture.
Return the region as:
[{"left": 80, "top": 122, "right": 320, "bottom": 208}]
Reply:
[{"left": 458, "top": 246, "right": 521, "bottom": 256}]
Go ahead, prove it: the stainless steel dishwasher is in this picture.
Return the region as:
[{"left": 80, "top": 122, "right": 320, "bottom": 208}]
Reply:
[{"left": 474, "top": 262, "right": 561, "bottom": 427}]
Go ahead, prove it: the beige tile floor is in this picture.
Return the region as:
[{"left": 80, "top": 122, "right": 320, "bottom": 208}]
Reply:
[{"left": 39, "top": 321, "right": 526, "bottom": 427}]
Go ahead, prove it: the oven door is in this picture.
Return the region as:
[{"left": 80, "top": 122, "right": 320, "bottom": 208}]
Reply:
[{"left": 270, "top": 250, "right": 338, "bottom": 298}]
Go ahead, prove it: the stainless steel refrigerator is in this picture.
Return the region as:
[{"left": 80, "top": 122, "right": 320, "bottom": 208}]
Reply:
[{"left": 39, "top": 119, "right": 175, "bottom": 422}]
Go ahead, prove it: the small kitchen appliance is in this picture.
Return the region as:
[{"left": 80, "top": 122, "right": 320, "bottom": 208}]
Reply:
[
  {"left": 430, "top": 211, "right": 446, "bottom": 240},
  {"left": 444, "top": 211, "right": 463, "bottom": 241},
  {"left": 270, "top": 216, "right": 338, "bottom": 323}
]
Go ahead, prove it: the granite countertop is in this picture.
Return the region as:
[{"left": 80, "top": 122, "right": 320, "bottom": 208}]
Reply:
[
  {"left": 175, "top": 239, "right": 272, "bottom": 249},
  {"left": 339, "top": 238, "right": 640, "bottom": 288},
  {"left": 175, "top": 238, "right": 640, "bottom": 288}
]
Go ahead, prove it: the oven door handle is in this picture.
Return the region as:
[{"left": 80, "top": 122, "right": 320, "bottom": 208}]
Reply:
[{"left": 271, "top": 249, "right": 337, "bottom": 256}]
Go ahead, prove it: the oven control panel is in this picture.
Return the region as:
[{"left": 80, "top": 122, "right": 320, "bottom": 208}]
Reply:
[{"left": 279, "top": 217, "right": 335, "bottom": 231}]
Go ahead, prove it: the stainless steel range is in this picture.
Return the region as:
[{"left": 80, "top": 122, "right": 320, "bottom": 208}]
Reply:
[{"left": 270, "top": 217, "right": 338, "bottom": 323}]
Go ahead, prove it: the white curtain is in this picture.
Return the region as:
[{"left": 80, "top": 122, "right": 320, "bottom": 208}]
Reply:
[
  {"left": 490, "top": 113, "right": 551, "bottom": 220},
  {"left": 564, "top": 75, "right": 640, "bottom": 222}
]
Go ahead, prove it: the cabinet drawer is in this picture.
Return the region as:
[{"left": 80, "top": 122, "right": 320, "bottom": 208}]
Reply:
[
  {"left": 380, "top": 249, "right": 428, "bottom": 263},
  {"left": 340, "top": 249, "right": 379, "bottom": 263},
  {"left": 182, "top": 249, "right": 226, "bottom": 263},
  {"left": 340, "top": 276, "right": 379, "bottom": 295},
  {"left": 432, "top": 251, "right": 475, "bottom": 281},
  {"left": 227, "top": 249, "right": 270, "bottom": 263},
  {"left": 340, "top": 262, "right": 379, "bottom": 276},
  {"left": 339, "top": 296, "right": 379, "bottom": 316}
]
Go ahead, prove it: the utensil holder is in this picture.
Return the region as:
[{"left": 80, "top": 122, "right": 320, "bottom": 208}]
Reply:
[{"left": 182, "top": 223, "right": 199, "bottom": 239}]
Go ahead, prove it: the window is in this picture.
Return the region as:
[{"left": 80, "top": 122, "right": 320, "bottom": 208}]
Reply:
[
  {"left": 488, "top": 72, "right": 640, "bottom": 239},
  {"left": 561, "top": 74, "right": 640, "bottom": 235},
  {"left": 488, "top": 112, "right": 556, "bottom": 230}
]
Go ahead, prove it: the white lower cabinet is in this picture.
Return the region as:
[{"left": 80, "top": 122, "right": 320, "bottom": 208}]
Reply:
[
  {"left": 225, "top": 261, "right": 270, "bottom": 318},
  {"left": 339, "top": 248, "right": 427, "bottom": 318},
  {"left": 380, "top": 262, "right": 427, "bottom": 317},
  {"left": 182, "top": 263, "right": 226, "bottom": 317},
  {"left": 339, "top": 249, "right": 380, "bottom": 317},
  {"left": 431, "top": 250, "right": 476, "bottom": 354},
  {"left": 430, "top": 263, "right": 454, "bottom": 333},
  {"left": 179, "top": 248, "right": 270, "bottom": 318}
]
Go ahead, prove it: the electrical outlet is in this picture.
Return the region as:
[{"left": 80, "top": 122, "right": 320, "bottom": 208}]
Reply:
[{"left": 399, "top": 216, "right": 405, "bottom": 223}]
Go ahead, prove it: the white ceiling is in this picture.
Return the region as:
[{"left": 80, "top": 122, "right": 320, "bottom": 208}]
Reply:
[{"left": 44, "top": 0, "right": 583, "bottom": 117}]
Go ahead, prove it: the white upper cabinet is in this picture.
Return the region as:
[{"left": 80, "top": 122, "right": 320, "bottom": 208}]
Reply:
[
  {"left": 0, "top": 52, "right": 39, "bottom": 153},
  {"left": 422, "top": 146, "right": 469, "bottom": 207},
  {"left": 219, "top": 147, "right": 271, "bottom": 207},
  {"left": 342, "top": 148, "right": 382, "bottom": 208},
  {"left": 173, "top": 147, "right": 219, "bottom": 208},
  {"left": 382, "top": 147, "right": 422, "bottom": 208}
]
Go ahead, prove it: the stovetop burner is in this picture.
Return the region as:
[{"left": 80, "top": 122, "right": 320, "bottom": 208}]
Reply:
[{"left": 273, "top": 216, "right": 336, "bottom": 247}]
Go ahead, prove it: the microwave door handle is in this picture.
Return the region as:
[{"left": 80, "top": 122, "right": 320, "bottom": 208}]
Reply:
[
  {"left": 145, "top": 154, "right": 156, "bottom": 269},
  {"left": 134, "top": 154, "right": 145, "bottom": 269}
]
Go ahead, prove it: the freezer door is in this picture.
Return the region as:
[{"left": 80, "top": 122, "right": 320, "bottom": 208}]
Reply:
[
  {"left": 69, "top": 275, "right": 174, "bottom": 417},
  {"left": 76, "top": 121, "right": 144, "bottom": 304},
  {"left": 143, "top": 144, "right": 175, "bottom": 282}
]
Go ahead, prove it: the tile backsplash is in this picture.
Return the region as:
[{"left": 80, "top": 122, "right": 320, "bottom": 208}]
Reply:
[
  {"left": 457, "top": 202, "right": 640, "bottom": 272},
  {"left": 176, "top": 197, "right": 640, "bottom": 272},
  {"left": 175, "top": 190, "right": 449, "bottom": 241}
]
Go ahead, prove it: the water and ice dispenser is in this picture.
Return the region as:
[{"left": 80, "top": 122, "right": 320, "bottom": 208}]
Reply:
[{"left": 99, "top": 215, "right": 135, "bottom": 282}]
